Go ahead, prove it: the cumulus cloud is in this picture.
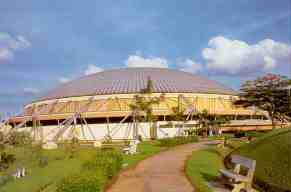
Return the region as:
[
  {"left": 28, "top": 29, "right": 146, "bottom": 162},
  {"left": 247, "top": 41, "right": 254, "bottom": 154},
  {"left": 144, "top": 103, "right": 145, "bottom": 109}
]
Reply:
[
  {"left": 0, "top": 32, "right": 31, "bottom": 63},
  {"left": 58, "top": 77, "right": 71, "bottom": 84},
  {"left": 84, "top": 64, "right": 103, "bottom": 75},
  {"left": 177, "top": 58, "right": 202, "bottom": 74},
  {"left": 125, "top": 55, "right": 168, "bottom": 68},
  {"left": 202, "top": 36, "right": 291, "bottom": 75},
  {"left": 23, "top": 87, "right": 39, "bottom": 95}
]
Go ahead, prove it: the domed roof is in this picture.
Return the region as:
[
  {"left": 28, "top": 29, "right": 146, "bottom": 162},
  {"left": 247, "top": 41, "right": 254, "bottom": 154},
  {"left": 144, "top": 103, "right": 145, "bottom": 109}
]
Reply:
[{"left": 38, "top": 68, "right": 236, "bottom": 101}]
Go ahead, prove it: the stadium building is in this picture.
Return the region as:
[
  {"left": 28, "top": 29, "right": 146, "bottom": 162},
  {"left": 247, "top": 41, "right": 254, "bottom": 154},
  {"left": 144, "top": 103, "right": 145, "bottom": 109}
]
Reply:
[{"left": 4, "top": 68, "right": 270, "bottom": 145}]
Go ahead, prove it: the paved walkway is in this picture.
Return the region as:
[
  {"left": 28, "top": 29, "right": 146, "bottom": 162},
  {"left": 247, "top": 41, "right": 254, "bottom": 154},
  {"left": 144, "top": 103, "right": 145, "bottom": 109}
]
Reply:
[{"left": 107, "top": 141, "right": 219, "bottom": 192}]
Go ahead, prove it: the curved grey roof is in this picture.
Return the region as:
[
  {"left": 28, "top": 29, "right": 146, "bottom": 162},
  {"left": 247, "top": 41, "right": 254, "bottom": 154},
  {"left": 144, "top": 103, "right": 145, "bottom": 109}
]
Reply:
[{"left": 38, "top": 68, "right": 237, "bottom": 101}]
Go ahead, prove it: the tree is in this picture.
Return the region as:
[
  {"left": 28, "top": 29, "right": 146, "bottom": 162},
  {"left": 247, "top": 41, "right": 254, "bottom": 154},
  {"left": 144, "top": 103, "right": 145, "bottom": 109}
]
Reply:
[
  {"left": 5, "top": 131, "right": 32, "bottom": 146},
  {"left": 171, "top": 106, "right": 186, "bottom": 122},
  {"left": 235, "top": 73, "right": 291, "bottom": 129},
  {"left": 129, "top": 78, "right": 160, "bottom": 139},
  {"left": 129, "top": 95, "right": 160, "bottom": 122},
  {"left": 141, "top": 76, "right": 154, "bottom": 94},
  {"left": 196, "top": 109, "right": 210, "bottom": 136},
  {"left": 208, "top": 115, "right": 230, "bottom": 135}
]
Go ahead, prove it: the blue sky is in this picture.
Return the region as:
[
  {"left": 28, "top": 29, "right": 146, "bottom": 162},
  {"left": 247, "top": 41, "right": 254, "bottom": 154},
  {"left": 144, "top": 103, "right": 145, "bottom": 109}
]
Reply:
[{"left": 0, "top": 0, "right": 290, "bottom": 114}]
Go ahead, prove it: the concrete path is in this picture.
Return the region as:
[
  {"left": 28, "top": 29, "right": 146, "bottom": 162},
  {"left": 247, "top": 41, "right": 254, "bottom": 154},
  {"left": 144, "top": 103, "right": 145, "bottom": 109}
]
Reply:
[{"left": 107, "top": 141, "right": 219, "bottom": 192}]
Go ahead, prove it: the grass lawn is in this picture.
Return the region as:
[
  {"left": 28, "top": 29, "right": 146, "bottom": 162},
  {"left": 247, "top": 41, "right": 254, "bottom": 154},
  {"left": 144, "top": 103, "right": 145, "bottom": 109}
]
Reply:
[
  {"left": 122, "top": 140, "right": 163, "bottom": 166},
  {"left": 232, "top": 128, "right": 291, "bottom": 191},
  {"left": 185, "top": 137, "right": 251, "bottom": 192},
  {"left": 186, "top": 147, "right": 224, "bottom": 192},
  {"left": 0, "top": 140, "right": 163, "bottom": 192}
]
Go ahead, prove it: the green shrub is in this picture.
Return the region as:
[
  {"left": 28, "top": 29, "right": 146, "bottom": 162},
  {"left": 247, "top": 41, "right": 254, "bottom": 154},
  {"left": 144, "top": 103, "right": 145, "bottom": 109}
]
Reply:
[
  {"left": 159, "top": 136, "right": 198, "bottom": 147},
  {"left": 64, "top": 137, "right": 80, "bottom": 159},
  {"left": 56, "top": 172, "right": 103, "bottom": 192},
  {"left": 83, "top": 149, "right": 123, "bottom": 179},
  {"left": 0, "top": 175, "right": 13, "bottom": 187},
  {"left": 58, "top": 149, "right": 123, "bottom": 192},
  {"left": 6, "top": 131, "right": 32, "bottom": 146},
  {"left": 0, "top": 152, "right": 16, "bottom": 164},
  {"left": 38, "top": 156, "right": 49, "bottom": 168},
  {"left": 234, "top": 131, "right": 246, "bottom": 138},
  {"left": 0, "top": 152, "right": 16, "bottom": 171},
  {"left": 245, "top": 131, "right": 266, "bottom": 138}
]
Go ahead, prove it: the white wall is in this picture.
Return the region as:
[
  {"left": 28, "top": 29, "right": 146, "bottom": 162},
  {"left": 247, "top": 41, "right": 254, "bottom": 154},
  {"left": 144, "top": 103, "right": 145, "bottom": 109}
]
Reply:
[{"left": 17, "top": 121, "right": 195, "bottom": 141}]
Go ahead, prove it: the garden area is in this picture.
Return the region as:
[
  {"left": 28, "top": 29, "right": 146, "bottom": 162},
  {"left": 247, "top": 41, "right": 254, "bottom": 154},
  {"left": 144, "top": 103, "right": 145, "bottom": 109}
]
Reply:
[
  {"left": 186, "top": 128, "right": 291, "bottom": 192},
  {"left": 0, "top": 129, "right": 290, "bottom": 192},
  {"left": 231, "top": 128, "right": 291, "bottom": 192},
  {"left": 0, "top": 133, "right": 199, "bottom": 192}
]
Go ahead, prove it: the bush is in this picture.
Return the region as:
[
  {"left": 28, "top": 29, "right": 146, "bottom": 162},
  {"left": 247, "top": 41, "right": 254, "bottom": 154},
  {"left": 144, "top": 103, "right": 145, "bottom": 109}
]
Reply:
[
  {"left": 0, "top": 175, "right": 13, "bottom": 187},
  {"left": 65, "top": 137, "right": 80, "bottom": 159},
  {"left": 234, "top": 131, "right": 246, "bottom": 138},
  {"left": 6, "top": 131, "right": 32, "bottom": 146},
  {"left": 0, "top": 152, "right": 16, "bottom": 164},
  {"left": 245, "top": 131, "right": 266, "bottom": 138},
  {"left": 56, "top": 172, "right": 103, "bottom": 192},
  {"left": 39, "top": 156, "right": 49, "bottom": 168},
  {"left": 83, "top": 149, "right": 123, "bottom": 179},
  {"left": 58, "top": 149, "right": 123, "bottom": 192},
  {"left": 0, "top": 152, "right": 16, "bottom": 171},
  {"left": 159, "top": 136, "right": 198, "bottom": 147}
]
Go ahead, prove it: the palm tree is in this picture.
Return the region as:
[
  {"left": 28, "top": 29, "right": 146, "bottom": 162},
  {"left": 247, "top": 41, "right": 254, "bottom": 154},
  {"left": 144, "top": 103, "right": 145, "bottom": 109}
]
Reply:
[
  {"left": 209, "top": 115, "right": 230, "bottom": 136},
  {"left": 129, "top": 78, "right": 160, "bottom": 139},
  {"left": 171, "top": 106, "right": 186, "bottom": 122},
  {"left": 196, "top": 110, "right": 230, "bottom": 137},
  {"left": 196, "top": 109, "right": 210, "bottom": 137}
]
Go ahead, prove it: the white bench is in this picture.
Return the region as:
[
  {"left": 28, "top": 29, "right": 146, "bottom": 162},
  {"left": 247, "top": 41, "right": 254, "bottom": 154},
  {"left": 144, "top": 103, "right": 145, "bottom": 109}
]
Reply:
[{"left": 219, "top": 155, "right": 256, "bottom": 192}]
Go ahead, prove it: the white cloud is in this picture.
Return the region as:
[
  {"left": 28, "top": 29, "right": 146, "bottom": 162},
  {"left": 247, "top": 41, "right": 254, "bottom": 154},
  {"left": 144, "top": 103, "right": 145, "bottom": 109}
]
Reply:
[
  {"left": 23, "top": 87, "right": 39, "bottom": 94},
  {"left": 0, "top": 49, "right": 13, "bottom": 61},
  {"left": 84, "top": 64, "right": 103, "bottom": 75},
  {"left": 13, "top": 35, "right": 31, "bottom": 49},
  {"left": 58, "top": 77, "right": 71, "bottom": 84},
  {"left": 178, "top": 58, "right": 202, "bottom": 74},
  {"left": 125, "top": 55, "right": 168, "bottom": 68},
  {"left": 0, "top": 32, "right": 31, "bottom": 63},
  {"left": 202, "top": 36, "right": 291, "bottom": 75}
]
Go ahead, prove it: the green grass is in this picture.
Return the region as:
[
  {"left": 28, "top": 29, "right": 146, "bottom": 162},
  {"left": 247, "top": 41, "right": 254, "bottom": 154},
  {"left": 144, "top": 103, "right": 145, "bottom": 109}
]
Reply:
[
  {"left": 186, "top": 147, "right": 224, "bottom": 192},
  {"left": 185, "top": 137, "right": 249, "bottom": 192},
  {"left": 232, "top": 128, "right": 291, "bottom": 191},
  {"left": 226, "top": 138, "right": 246, "bottom": 149},
  {"left": 122, "top": 140, "right": 163, "bottom": 166},
  {"left": 245, "top": 131, "right": 268, "bottom": 138},
  {"left": 0, "top": 147, "right": 97, "bottom": 192},
  {"left": 0, "top": 141, "right": 163, "bottom": 192}
]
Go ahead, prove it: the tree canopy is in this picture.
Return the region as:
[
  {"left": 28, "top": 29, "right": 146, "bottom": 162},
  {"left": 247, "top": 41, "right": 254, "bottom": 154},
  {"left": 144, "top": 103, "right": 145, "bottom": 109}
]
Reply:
[{"left": 235, "top": 73, "right": 291, "bottom": 128}]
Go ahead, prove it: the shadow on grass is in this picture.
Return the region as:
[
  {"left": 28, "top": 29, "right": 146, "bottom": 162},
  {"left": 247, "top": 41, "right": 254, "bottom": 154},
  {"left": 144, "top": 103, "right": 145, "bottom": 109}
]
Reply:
[{"left": 200, "top": 171, "right": 217, "bottom": 182}]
